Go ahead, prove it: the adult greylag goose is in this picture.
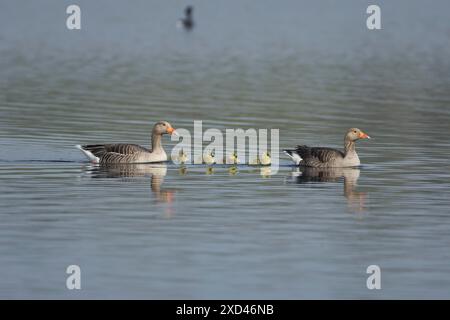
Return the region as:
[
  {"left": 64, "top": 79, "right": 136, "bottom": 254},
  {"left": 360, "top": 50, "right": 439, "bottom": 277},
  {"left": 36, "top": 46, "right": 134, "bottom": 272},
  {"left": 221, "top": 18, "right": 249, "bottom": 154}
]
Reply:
[
  {"left": 76, "top": 121, "right": 178, "bottom": 164},
  {"left": 284, "top": 128, "right": 370, "bottom": 167}
]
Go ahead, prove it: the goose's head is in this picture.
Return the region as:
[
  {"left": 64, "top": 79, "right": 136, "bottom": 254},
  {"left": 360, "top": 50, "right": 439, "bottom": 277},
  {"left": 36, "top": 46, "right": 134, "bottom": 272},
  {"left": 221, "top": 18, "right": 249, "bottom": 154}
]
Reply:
[
  {"left": 154, "top": 121, "right": 178, "bottom": 137},
  {"left": 346, "top": 128, "right": 370, "bottom": 142}
]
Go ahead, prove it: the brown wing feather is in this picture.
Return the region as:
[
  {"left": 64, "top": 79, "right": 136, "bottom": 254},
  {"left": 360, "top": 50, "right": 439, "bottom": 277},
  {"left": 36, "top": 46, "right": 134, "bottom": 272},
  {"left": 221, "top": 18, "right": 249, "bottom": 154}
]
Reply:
[
  {"left": 82, "top": 144, "right": 149, "bottom": 163},
  {"left": 295, "top": 145, "right": 344, "bottom": 167},
  {"left": 100, "top": 152, "right": 139, "bottom": 164}
]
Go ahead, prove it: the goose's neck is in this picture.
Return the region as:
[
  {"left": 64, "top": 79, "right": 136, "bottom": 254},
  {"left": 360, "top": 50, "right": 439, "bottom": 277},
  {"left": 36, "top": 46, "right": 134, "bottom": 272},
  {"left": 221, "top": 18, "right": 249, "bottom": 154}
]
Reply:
[
  {"left": 151, "top": 133, "right": 163, "bottom": 152},
  {"left": 344, "top": 139, "right": 356, "bottom": 157}
]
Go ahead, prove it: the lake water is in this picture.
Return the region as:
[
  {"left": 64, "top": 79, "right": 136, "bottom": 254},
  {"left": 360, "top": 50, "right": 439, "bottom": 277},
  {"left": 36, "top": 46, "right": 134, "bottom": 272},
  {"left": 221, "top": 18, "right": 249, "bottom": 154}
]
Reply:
[{"left": 0, "top": 0, "right": 450, "bottom": 299}]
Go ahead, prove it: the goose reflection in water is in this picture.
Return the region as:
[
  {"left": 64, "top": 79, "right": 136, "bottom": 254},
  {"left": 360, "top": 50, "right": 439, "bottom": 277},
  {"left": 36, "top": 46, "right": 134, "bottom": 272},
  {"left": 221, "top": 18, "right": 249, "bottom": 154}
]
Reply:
[
  {"left": 84, "top": 163, "right": 175, "bottom": 206},
  {"left": 288, "top": 167, "right": 367, "bottom": 213}
]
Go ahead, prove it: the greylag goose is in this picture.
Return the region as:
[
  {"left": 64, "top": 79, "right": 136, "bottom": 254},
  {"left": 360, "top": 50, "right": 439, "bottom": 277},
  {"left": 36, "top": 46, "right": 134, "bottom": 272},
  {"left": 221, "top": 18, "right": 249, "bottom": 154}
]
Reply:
[
  {"left": 249, "top": 152, "right": 271, "bottom": 165},
  {"left": 260, "top": 151, "right": 271, "bottom": 165},
  {"left": 177, "top": 148, "right": 189, "bottom": 164},
  {"left": 284, "top": 128, "right": 370, "bottom": 167},
  {"left": 226, "top": 151, "right": 240, "bottom": 164},
  {"left": 76, "top": 121, "right": 178, "bottom": 164}
]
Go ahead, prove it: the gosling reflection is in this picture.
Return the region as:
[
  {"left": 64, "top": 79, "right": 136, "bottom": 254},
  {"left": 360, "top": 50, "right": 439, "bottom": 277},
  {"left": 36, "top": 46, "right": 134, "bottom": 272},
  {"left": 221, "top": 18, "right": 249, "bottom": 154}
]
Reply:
[
  {"left": 179, "top": 166, "right": 188, "bottom": 175},
  {"left": 289, "top": 167, "right": 367, "bottom": 213},
  {"left": 228, "top": 166, "right": 238, "bottom": 175},
  {"left": 84, "top": 163, "right": 175, "bottom": 205},
  {"left": 260, "top": 166, "right": 272, "bottom": 178}
]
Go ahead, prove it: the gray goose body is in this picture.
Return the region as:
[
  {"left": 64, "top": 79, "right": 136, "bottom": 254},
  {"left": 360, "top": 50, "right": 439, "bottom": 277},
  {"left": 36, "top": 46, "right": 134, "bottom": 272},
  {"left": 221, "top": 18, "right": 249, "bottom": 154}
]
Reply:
[
  {"left": 284, "top": 128, "right": 370, "bottom": 168},
  {"left": 80, "top": 143, "right": 162, "bottom": 164},
  {"left": 76, "top": 121, "right": 177, "bottom": 164}
]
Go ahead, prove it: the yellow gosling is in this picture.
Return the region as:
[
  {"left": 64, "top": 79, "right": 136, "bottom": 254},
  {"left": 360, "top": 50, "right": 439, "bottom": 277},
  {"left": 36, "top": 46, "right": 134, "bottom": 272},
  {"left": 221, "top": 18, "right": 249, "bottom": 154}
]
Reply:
[
  {"left": 203, "top": 150, "right": 216, "bottom": 165},
  {"left": 260, "top": 151, "right": 271, "bottom": 165}
]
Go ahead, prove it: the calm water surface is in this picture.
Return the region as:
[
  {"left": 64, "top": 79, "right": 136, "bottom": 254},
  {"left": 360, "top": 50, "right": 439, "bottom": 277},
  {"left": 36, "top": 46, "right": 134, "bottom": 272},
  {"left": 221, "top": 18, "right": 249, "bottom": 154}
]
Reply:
[{"left": 0, "top": 0, "right": 450, "bottom": 298}]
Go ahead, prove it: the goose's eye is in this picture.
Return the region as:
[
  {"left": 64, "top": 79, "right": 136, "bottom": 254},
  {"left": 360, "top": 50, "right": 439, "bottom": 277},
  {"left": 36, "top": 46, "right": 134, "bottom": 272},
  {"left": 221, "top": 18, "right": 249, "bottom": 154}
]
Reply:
[
  {"left": 162, "top": 123, "right": 166, "bottom": 126},
  {"left": 353, "top": 130, "right": 357, "bottom": 133}
]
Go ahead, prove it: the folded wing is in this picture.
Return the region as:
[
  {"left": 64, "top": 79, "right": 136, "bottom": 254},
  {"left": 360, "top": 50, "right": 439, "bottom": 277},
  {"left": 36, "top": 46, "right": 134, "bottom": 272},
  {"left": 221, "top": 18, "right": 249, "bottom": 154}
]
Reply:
[
  {"left": 79, "top": 144, "right": 150, "bottom": 163},
  {"left": 294, "top": 145, "right": 345, "bottom": 167}
]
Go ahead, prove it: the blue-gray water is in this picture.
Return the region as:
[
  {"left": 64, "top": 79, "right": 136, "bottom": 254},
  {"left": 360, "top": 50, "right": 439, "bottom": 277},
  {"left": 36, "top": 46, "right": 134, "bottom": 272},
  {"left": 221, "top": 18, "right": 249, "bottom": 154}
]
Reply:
[{"left": 0, "top": 0, "right": 450, "bottom": 298}]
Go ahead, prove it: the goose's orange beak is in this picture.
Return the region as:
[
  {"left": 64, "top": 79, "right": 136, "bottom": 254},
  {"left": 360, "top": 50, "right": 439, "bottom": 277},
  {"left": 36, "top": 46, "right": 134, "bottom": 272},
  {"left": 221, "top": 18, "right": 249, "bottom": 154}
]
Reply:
[
  {"left": 167, "top": 127, "right": 179, "bottom": 137},
  {"left": 359, "top": 131, "right": 371, "bottom": 139}
]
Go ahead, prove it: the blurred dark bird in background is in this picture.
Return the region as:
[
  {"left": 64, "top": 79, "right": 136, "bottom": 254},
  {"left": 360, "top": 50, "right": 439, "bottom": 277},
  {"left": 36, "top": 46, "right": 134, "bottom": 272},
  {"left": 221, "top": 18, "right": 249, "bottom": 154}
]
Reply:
[{"left": 177, "top": 6, "right": 194, "bottom": 31}]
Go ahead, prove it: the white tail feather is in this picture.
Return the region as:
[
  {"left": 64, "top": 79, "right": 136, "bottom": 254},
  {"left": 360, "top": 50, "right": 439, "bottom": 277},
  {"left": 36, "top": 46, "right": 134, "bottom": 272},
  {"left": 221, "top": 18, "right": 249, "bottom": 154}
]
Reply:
[
  {"left": 76, "top": 145, "right": 99, "bottom": 163},
  {"left": 284, "top": 150, "right": 302, "bottom": 165}
]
